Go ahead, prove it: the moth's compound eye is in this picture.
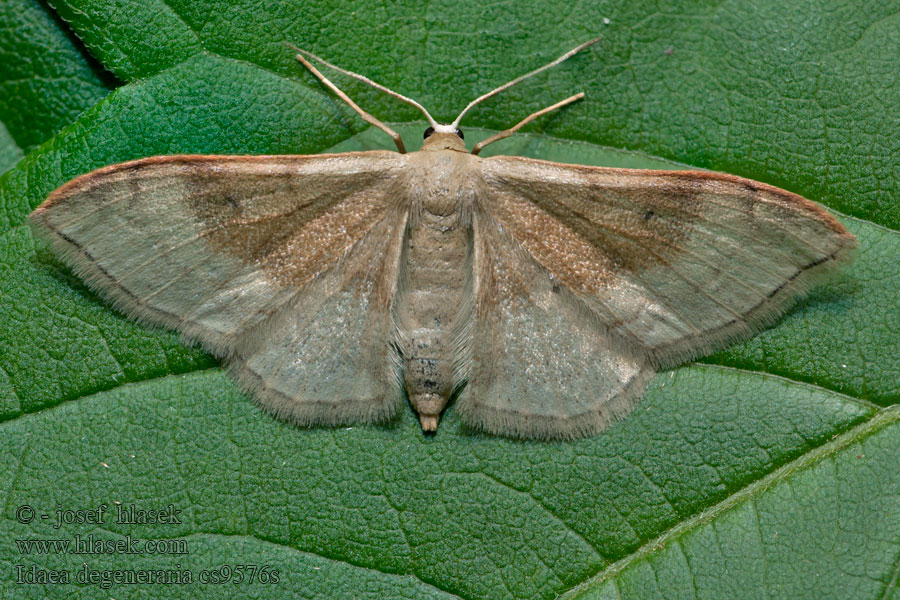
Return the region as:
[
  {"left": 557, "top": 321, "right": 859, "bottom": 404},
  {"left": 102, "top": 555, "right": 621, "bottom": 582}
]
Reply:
[
  {"left": 423, "top": 127, "right": 435, "bottom": 139},
  {"left": 455, "top": 128, "right": 464, "bottom": 140}
]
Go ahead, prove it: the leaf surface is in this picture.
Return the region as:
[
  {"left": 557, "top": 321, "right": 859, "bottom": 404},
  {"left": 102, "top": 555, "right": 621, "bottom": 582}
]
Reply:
[
  {"left": 1, "top": 2, "right": 898, "bottom": 599},
  {"left": 0, "top": 0, "right": 114, "bottom": 175}
]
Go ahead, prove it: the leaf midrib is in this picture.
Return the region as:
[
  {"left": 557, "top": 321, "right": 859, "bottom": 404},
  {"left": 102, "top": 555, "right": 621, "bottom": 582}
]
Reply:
[{"left": 559, "top": 405, "right": 900, "bottom": 599}]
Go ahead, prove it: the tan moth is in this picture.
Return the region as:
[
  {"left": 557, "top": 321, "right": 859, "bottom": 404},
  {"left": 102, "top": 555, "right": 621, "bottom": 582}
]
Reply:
[{"left": 29, "top": 38, "right": 856, "bottom": 439}]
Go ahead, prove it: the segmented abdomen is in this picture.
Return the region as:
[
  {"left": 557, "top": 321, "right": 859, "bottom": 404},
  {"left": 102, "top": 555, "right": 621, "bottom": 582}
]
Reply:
[{"left": 394, "top": 208, "right": 469, "bottom": 428}]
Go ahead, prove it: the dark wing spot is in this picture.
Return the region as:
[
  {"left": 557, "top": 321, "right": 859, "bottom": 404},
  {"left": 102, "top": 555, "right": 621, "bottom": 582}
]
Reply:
[{"left": 223, "top": 193, "right": 240, "bottom": 209}]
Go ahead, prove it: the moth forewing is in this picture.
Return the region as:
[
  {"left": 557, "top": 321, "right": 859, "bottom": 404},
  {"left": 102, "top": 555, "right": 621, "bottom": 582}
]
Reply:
[
  {"left": 478, "top": 157, "right": 857, "bottom": 368},
  {"left": 30, "top": 152, "right": 412, "bottom": 425}
]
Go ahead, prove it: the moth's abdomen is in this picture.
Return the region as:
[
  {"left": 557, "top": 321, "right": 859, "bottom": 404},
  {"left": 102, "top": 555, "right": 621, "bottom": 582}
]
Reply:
[{"left": 394, "top": 206, "right": 470, "bottom": 431}]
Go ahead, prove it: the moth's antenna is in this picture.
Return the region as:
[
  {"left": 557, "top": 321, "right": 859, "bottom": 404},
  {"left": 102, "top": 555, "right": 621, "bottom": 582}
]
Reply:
[
  {"left": 288, "top": 44, "right": 442, "bottom": 148},
  {"left": 451, "top": 36, "right": 601, "bottom": 129},
  {"left": 288, "top": 46, "right": 407, "bottom": 153},
  {"left": 471, "top": 93, "right": 584, "bottom": 155}
]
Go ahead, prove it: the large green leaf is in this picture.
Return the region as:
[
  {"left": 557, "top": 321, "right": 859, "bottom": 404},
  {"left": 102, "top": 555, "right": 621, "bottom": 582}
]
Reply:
[
  {"left": 0, "top": 0, "right": 115, "bottom": 175},
  {"left": 1, "top": 1, "right": 898, "bottom": 599}
]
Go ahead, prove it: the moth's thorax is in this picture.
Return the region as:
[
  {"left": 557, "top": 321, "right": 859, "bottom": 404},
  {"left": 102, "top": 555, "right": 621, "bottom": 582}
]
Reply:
[{"left": 407, "top": 143, "right": 480, "bottom": 218}]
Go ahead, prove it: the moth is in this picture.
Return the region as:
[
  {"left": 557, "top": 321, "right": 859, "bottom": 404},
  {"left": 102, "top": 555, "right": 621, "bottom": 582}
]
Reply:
[{"left": 29, "top": 38, "right": 856, "bottom": 439}]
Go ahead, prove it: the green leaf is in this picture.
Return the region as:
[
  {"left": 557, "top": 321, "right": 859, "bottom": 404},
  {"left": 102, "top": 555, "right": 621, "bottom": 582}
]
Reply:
[
  {"left": 0, "top": 121, "right": 24, "bottom": 176},
  {"left": 560, "top": 408, "right": 900, "bottom": 600},
  {"left": 0, "top": 0, "right": 115, "bottom": 174},
  {"left": 1, "top": 2, "right": 898, "bottom": 599}
]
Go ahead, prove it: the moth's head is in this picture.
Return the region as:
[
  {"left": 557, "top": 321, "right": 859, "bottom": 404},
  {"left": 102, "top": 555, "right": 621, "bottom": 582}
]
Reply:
[{"left": 422, "top": 124, "right": 466, "bottom": 152}]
